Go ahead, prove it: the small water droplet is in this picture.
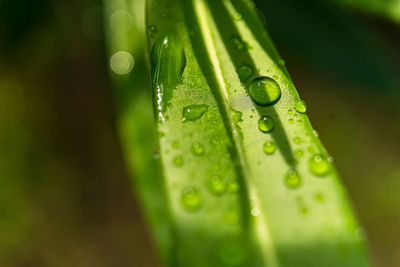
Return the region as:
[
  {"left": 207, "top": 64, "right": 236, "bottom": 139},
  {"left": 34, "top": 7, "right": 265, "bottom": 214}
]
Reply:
[
  {"left": 249, "top": 77, "right": 281, "bottom": 106},
  {"left": 288, "top": 109, "right": 293, "bottom": 115},
  {"left": 212, "top": 163, "right": 220, "bottom": 171},
  {"left": 297, "top": 119, "right": 303, "bottom": 125},
  {"left": 285, "top": 169, "right": 302, "bottom": 189},
  {"left": 258, "top": 116, "right": 274, "bottom": 133},
  {"left": 153, "top": 151, "right": 160, "bottom": 159},
  {"left": 288, "top": 118, "right": 294, "bottom": 124},
  {"left": 172, "top": 140, "right": 180, "bottom": 149},
  {"left": 173, "top": 156, "right": 184, "bottom": 167},
  {"left": 191, "top": 142, "right": 204, "bottom": 156},
  {"left": 263, "top": 140, "right": 276, "bottom": 155},
  {"left": 207, "top": 175, "right": 227, "bottom": 196},
  {"left": 293, "top": 137, "right": 301, "bottom": 144},
  {"left": 295, "top": 149, "right": 304, "bottom": 158},
  {"left": 294, "top": 100, "right": 307, "bottom": 114},
  {"left": 228, "top": 180, "right": 240, "bottom": 193},
  {"left": 232, "top": 109, "right": 243, "bottom": 123},
  {"left": 309, "top": 154, "right": 331, "bottom": 177},
  {"left": 238, "top": 64, "right": 254, "bottom": 82},
  {"left": 233, "top": 12, "right": 242, "bottom": 20},
  {"left": 181, "top": 186, "right": 202, "bottom": 212},
  {"left": 231, "top": 35, "right": 246, "bottom": 51},
  {"left": 251, "top": 208, "right": 260, "bottom": 216},
  {"left": 314, "top": 192, "right": 325, "bottom": 202},
  {"left": 182, "top": 104, "right": 208, "bottom": 122},
  {"left": 278, "top": 59, "right": 285, "bottom": 66},
  {"left": 148, "top": 24, "right": 157, "bottom": 33}
]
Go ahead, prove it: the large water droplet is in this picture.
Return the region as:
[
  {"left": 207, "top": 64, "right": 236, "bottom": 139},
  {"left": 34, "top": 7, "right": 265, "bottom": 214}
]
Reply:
[
  {"left": 263, "top": 140, "right": 276, "bottom": 155},
  {"left": 182, "top": 104, "right": 208, "bottom": 122},
  {"left": 258, "top": 116, "right": 274, "bottom": 133},
  {"left": 238, "top": 64, "right": 254, "bottom": 82},
  {"left": 191, "top": 142, "right": 204, "bottom": 156},
  {"left": 181, "top": 187, "right": 202, "bottom": 212},
  {"left": 207, "top": 175, "right": 227, "bottom": 196},
  {"left": 150, "top": 32, "right": 185, "bottom": 122},
  {"left": 249, "top": 77, "right": 281, "bottom": 106},
  {"left": 309, "top": 154, "right": 331, "bottom": 176},
  {"left": 294, "top": 100, "right": 307, "bottom": 114},
  {"left": 285, "top": 169, "right": 302, "bottom": 189}
]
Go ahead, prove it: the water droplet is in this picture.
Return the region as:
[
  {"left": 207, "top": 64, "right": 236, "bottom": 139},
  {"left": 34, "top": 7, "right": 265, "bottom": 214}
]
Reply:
[
  {"left": 191, "top": 142, "right": 204, "bottom": 156},
  {"left": 212, "top": 163, "right": 220, "bottom": 171},
  {"left": 278, "top": 59, "right": 285, "bottom": 66},
  {"left": 232, "top": 109, "right": 243, "bottom": 123},
  {"left": 207, "top": 175, "right": 227, "bottom": 196},
  {"left": 297, "top": 119, "right": 303, "bottom": 125},
  {"left": 148, "top": 24, "right": 157, "bottom": 33},
  {"left": 293, "top": 137, "right": 301, "bottom": 144},
  {"left": 294, "top": 100, "right": 307, "bottom": 114},
  {"left": 309, "top": 154, "right": 331, "bottom": 176},
  {"left": 153, "top": 151, "right": 160, "bottom": 159},
  {"left": 182, "top": 104, "right": 208, "bottom": 122},
  {"left": 249, "top": 77, "right": 281, "bottom": 106},
  {"left": 233, "top": 12, "right": 242, "bottom": 20},
  {"left": 150, "top": 33, "right": 185, "bottom": 122},
  {"left": 173, "top": 156, "right": 184, "bottom": 167},
  {"left": 258, "top": 116, "right": 274, "bottom": 133},
  {"left": 172, "top": 140, "right": 180, "bottom": 149},
  {"left": 228, "top": 180, "right": 240, "bottom": 193},
  {"left": 284, "top": 169, "right": 302, "bottom": 189},
  {"left": 288, "top": 109, "right": 293, "bottom": 115},
  {"left": 263, "top": 140, "right": 276, "bottom": 155},
  {"left": 238, "top": 64, "right": 254, "bottom": 82},
  {"left": 181, "top": 187, "right": 202, "bottom": 212},
  {"left": 288, "top": 118, "right": 294, "bottom": 124},
  {"left": 251, "top": 208, "right": 260, "bottom": 216},
  {"left": 314, "top": 192, "right": 325, "bottom": 202},
  {"left": 295, "top": 149, "right": 304, "bottom": 158},
  {"left": 110, "top": 51, "right": 134, "bottom": 75},
  {"left": 231, "top": 36, "right": 246, "bottom": 51}
]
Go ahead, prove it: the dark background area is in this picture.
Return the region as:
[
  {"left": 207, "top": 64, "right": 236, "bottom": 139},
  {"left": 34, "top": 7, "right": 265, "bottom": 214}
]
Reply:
[{"left": 0, "top": 0, "right": 399, "bottom": 266}]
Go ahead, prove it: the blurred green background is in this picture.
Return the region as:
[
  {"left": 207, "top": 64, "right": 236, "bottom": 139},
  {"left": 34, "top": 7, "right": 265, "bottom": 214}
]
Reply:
[{"left": 0, "top": 0, "right": 399, "bottom": 266}]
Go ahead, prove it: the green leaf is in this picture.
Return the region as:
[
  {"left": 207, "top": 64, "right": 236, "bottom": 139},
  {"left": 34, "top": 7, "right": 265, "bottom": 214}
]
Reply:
[
  {"left": 145, "top": 0, "right": 371, "bottom": 266},
  {"left": 332, "top": 0, "right": 400, "bottom": 24}
]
